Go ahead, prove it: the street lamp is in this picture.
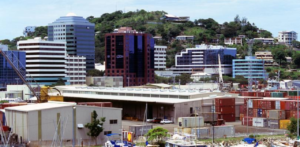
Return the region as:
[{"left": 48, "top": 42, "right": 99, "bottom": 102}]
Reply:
[{"left": 72, "top": 106, "right": 76, "bottom": 147}]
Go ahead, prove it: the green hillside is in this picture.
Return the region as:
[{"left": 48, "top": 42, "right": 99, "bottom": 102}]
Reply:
[{"left": 1, "top": 10, "right": 300, "bottom": 80}]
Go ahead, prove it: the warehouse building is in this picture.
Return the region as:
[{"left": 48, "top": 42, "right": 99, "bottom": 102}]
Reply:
[
  {"left": 5, "top": 101, "right": 122, "bottom": 146},
  {"left": 53, "top": 86, "right": 242, "bottom": 123}
]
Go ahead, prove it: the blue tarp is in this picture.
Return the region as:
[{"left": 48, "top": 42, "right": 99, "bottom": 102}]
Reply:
[
  {"left": 243, "top": 138, "right": 255, "bottom": 144},
  {"left": 106, "top": 133, "right": 120, "bottom": 136}
]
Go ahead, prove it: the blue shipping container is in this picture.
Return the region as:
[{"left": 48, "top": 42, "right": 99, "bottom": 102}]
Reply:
[{"left": 257, "top": 109, "right": 262, "bottom": 117}]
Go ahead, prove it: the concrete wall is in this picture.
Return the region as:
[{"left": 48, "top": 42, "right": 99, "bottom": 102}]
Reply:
[{"left": 6, "top": 106, "right": 122, "bottom": 145}]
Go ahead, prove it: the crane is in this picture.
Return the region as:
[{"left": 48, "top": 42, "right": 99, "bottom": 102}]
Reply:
[
  {"left": 0, "top": 50, "right": 59, "bottom": 102},
  {"left": 218, "top": 54, "right": 224, "bottom": 91}
]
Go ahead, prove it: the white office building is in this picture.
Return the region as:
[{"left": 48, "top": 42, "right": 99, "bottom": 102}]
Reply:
[
  {"left": 278, "top": 31, "right": 297, "bottom": 45},
  {"left": 17, "top": 37, "right": 69, "bottom": 86},
  {"left": 66, "top": 56, "right": 86, "bottom": 85},
  {"left": 154, "top": 45, "right": 167, "bottom": 70}
]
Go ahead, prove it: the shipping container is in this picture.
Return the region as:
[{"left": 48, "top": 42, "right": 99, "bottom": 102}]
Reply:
[
  {"left": 239, "top": 105, "right": 244, "bottom": 115},
  {"left": 178, "top": 117, "right": 204, "bottom": 128},
  {"left": 183, "top": 128, "right": 191, "bottom": 134},
  {"left": 253, "top": 109, "right": 258, "bottom": 117},
  {"left": 129, "top": 125, "right": 153, "bottom": 138},
  {"left": 271, "top": 92, "right": 284, "bottom": 97},
  {"left": 257, "top": 109, "right": 262, "bottom": 117},
  {"left": 242, "top": 116, "right": 253, "bottom": 126},
  {"left": 240, "top": 114, "right": 244, "bottom": 121},
  {"left": 191, "top": 127, "right": 210, "bottom": 139},
  {"left": 264, "top": 92, "right": 271, "bottom": 97},
  {"left": 267, "top": 119, "right": 280, "bottom": 129},
  {"left": 255, "top": 92, "right": 264, "bottom": 97},
  {"left": 253, "top": 100, "right": 258, "bottom": 109},
  {"left": 275, "top": 101, "right": 281, "bottom": 110},
  {"left": 280, "top": 120, "right": 290, "bottom": 129},
  {"left": 288, "top": 91, "right": 297, "bottom": 96},
  {"left": 0, "top": 103, "right": 27, "bottom": 109},
  {"left": 210, "top": 125, "right": 235, "bottom": 138},
  {"left": 248, "top": 99, "right": 253, "bottom": 108},
  {"left": 245, "top": 108, "right": 253, "bottom": 117},
  {"left": 200, "top": 113, "right": 219, "bottom": 122},
  {"left": 286, "top": 110, "right": 291, "bottom": 119},
  {"left": 241, "top": 92, "right": 256, "bottom": 97},
  {"left": 215, "top": 98, "right": 235, "bottom": 106},
  {"left": 252, "top": 117, "right": 268, "bottom": 127},
  {"left": 280, "top": 101, "right": 286, "bottom": 110},
  {"left": 289, "top": 111, "right": 300, "bottom": 119},
  {"left": 218, "top": 114, "right": 235, "bottom": 122},
  {"left": 216, "top": 106, "right": 235, "bottom": 114},
  {"left": 267, "top": 110, "right": 286, "bottom": 119}
]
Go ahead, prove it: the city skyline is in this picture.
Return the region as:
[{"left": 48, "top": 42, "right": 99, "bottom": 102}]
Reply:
[{"left": 1, "top": 0, "right": 300, "bottom": 40}]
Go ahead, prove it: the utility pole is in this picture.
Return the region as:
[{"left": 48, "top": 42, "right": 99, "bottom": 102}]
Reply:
[{"left": 297, "top": 86, "right": 299, "bottom": 140}]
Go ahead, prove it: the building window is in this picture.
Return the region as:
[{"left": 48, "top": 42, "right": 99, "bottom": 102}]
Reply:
[
  {"left": 104, "top": 131, "right": 112, "bottom": 135},
  {"left": 110, "top": 120, "right": 118, "bottom": 124}
]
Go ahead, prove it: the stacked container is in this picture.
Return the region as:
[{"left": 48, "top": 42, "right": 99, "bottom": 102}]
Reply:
[{"left": 215, "top": 98, "right": 235, "bottom": 122}]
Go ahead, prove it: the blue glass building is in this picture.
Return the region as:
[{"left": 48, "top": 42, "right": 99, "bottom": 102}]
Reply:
[
  {"left": 0, "top": 51, "right": 26, "bottom": 89},
  {"left": 48, "top": 13, "right": 95, "bottom": 70},
  {"left": 232, "top": 56, "right": 268, "bottom": 79},
  {"left": 174, "top": 44, "right": 236, "bottom": 75}
]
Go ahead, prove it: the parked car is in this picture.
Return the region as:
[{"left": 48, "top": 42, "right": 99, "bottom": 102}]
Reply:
[
  {"left": 146, "top": 118, "right": 155, "bottom": 123},
  {"left": 160, "top": 119, "right": 173, "bottom": 124},
  {"left": 153, "top": 118, "right": 162, "bottom": 123}
]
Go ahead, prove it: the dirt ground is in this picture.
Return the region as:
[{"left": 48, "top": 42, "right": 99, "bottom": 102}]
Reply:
[{"left": 122, "top": 120, "right": 286, "bottom": 134}]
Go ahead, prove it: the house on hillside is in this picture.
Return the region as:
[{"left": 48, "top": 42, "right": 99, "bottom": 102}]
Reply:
[{"left": 224, "top": 37, "right": 243, "bottom": 45}]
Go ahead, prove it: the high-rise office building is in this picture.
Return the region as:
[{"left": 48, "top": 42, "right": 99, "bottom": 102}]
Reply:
[
  {"left": 105, "top": 27, "right": 155, "bottom": 87},
  {"left": 154, "top": 45, "right": 167, "bottom": 70},
  {"left": 48, "top": 13, "right": 95, "bottom": 70},
  {"left": 0, "top": 44, "right": 26, "bottom": 90},
  {"left": 17, "top": 38, "right": 70, "bottom": 86}
]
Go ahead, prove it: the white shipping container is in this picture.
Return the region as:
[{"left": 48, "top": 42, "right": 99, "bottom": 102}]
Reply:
[
  {"left": 275, "top": 101, "right": 280, "bottom": 110},
  {"left": 252, "top": 117, "right": 268, "bottom": 127},
  {"left": 178, "top": 117, "right": 204, "bottom": 128},
  {"left": 248, "top": 99, "right": 253, "bottom": 108}
]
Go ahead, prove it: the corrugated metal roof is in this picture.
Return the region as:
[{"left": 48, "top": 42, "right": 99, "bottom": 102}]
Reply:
[{"left": 5, "top": 101, "right": 76, "bottom": 112}]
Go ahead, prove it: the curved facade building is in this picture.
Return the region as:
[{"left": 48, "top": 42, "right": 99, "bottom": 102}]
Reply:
[{"left": 48, "top": 13, "right": 95, "bottom": 70}]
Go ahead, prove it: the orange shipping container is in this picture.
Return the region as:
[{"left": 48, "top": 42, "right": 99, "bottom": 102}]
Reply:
[{"left": 280, "top": 101, "right": 286, "bottom": 110}]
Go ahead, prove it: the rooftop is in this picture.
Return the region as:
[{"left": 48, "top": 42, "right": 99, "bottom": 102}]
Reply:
[{"left": 5, "top": 101, "right": 76, "bottom": 112}]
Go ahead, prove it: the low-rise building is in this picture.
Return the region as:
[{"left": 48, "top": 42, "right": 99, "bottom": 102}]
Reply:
[
  {"left": 160, "top": 14, "right": 189, "bottom": 22},
  {"left": 286, "top": 57, "right": 292, "bottom": 63},
  {"left": 255, "top": 51, "right": 274, "bottom": 66},
  {"left": 66, "top": 55, "right": 86, "bottom": 85},
  {"left": 191, "top": 73, "right": 211, "bottom": 82},
  {"left": 23, "top": 26, "right": 36, "bottom": 37},
  {"left": 224, "top": 37, "right": 243, "bottom": 45},
  {"left": 278, "top": 31, "right": 297, "bottom": 45},
  {"left": 86, "top": 76, "right": 123, "bottom": 87},
  {"left": 54, "top": 86, "right": 241, "bottom": 123},
  {"left": 254, "top": 38, "right": 274, "bottom": 45},
  {"left": 5, "top": 101, "right": 122, "bottom": 146},
  {"left": 175, "top": 35, "right": 194, "bottom": 41},
  {"left": 154, "top": 45, "right": 167, "bottom": 70},
  {"left": 232, "top": 56, "right": 268, "bottom": 80}
]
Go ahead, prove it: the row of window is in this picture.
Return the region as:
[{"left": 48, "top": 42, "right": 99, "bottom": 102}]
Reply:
[
  {"left": 19, "top": 48, "right": 65, "bottom": 51},
  {"left": 19, "top": 43, "right": 64, "bottom": 46},
  {"left": 63, "top": 90, "right": 189, "bottom": 99}
]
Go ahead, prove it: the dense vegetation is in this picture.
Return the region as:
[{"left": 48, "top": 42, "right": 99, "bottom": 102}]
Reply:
[{"left": 1, "top": 10, "right": 300, "bottom": 80}]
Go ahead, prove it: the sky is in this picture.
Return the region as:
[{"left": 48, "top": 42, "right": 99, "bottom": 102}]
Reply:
[{"left": 0, "top": 0, "right": 300, "bottom": 40}]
